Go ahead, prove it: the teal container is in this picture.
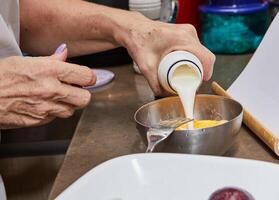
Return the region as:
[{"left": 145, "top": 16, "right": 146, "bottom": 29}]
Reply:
[{"left": 199, "top": 2, "right": 269, "bottom": 54}]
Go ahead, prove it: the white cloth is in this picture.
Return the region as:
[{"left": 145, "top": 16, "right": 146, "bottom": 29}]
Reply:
[
  {"left": 0, "top": 1, "right": 21, "bottom": 199},
  {"left": 0, "top": 0, "right": 22, "bottom": 58},
  {"left": 0, "top": 176, "right": 6, "bottom": 200}
]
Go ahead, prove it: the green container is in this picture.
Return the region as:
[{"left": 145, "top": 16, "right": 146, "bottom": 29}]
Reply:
[{"left": 199, "top": 3, "right": 269, "bottom": 54}]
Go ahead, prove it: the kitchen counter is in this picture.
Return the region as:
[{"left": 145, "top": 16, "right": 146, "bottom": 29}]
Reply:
[{"left": 49, "top": 54, "right": 279, "bottom": 199}]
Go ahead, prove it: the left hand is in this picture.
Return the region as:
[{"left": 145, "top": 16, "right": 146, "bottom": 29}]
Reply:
[
  {"left": 0, "top": 47, "right": 96, "bottom": 129},
  {"left": 118, "top": 13, "right": 215, "bottom": 96}
]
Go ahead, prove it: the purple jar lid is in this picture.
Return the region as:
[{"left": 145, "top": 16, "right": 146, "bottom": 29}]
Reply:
[
  {"left": 199, "top": 0, "right": 269, "bottom": 14},
  {"left": 84, "top": 69, "right": 115, "bottom": 90}
]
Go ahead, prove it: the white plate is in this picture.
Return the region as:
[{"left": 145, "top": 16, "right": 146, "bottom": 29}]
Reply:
[{"left": 56, "top": 154, "right": 279, "bottom": 200}]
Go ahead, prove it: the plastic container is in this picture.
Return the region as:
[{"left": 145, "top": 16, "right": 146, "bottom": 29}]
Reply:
[
  {"left": 158, "top": 51, "right": 203, "bottom": 94},
  {"left": 199, "top": 0, "right": 269, "bottom": 54},
  {"left": 160, "top": 0, "right": 178, "bottom": 23},
  {"left": 129, "top": 0, "right": 161, "bottom": 20}
]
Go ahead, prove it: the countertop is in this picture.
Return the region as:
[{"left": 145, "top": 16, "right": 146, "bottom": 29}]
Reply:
[{"left": 49, "top": 55, "right": 279, "bottom": 199}]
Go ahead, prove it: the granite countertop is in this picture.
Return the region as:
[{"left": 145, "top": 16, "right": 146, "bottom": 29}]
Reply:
[{"left": 49, "top": 55, "right": 279, "bottom": 200}]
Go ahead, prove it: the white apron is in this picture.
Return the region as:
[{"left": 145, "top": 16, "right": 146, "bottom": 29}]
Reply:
[
  {"left": 0, "top": 0, "right": 21, "bottom": 58},
  {"left": 0, "top": 0, "right": 22, "bottom": 199}
]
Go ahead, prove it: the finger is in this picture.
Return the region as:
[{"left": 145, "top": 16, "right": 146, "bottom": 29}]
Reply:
[
  {"left": 165, "top": 44, "right": 215, "bottom": 81},
  {"left": 36, "top": 116, "right": 55, "bottom": 126},
  {"left": 184, "top": 44, "right": 215, "bottom": 81},
  {"left": 147, "top": 76, "right": 164, "bottom": 97},
  {"left": 199, "top": 45, "right": 215, "bottom": 81},
  {"left": 52, "top": 61, "right": 97, "bottom": 86},
  {"left": 0, "top": 112, "right": 54, "bottom": 129},
  {"left": 139, "top": 63, "right": 164, "bottom": 96},
  {"left": 55, "top": 84, "right": 92, "bottom": 108},
  {"left": 0, "top": 79, "right": 90, "bottom": 109},
  {"left": 134, "top": 52, "right": 167, "bottom": 96},
  {"left": 51, "top": 43, "right": 68, "bottom": 62},
  {"left": 10, "top": 99, "right": 76, "bottom": 119},
  {"left": 48, "top": 103, "right": 75, "bottom": 118}
]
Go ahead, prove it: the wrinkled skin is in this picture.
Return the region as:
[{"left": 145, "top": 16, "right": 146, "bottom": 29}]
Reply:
[
  {"left": 116, "top": 14, "right": 215, "bottom": 96},
  {"left": 2, "top": 0, "right": 215, "bottom": 129},
  {"left": 0, "top": 50, "right": 96, "bottom": 128},
  {"left": 20, "top": 1, "right": 215, "bottom": 97}
]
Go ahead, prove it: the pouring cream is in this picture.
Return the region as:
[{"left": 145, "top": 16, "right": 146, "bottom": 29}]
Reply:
[
  {"left": 158, "top": 51, "right": 203, "bottom": 127},
  {"left": 170, "top": 64, "right": 201, "bottom": 121}
]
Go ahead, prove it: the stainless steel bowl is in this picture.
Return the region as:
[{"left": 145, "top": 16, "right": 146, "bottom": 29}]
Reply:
[{"left": 134, "top": 95, "right": 243, "bottom": 155}]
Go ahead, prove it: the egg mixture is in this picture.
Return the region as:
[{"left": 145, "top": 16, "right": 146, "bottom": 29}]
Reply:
[
  {"left": 170, "top": 64, "right": 226, "bottom": 131},
  {"left": 176, "top": 120, "right": 227, "bottom": 131}
]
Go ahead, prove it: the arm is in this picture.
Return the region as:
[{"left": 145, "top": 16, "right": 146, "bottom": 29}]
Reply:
[
  {"left": 20, "top": 0, "right": 125, "bottom": 57},
  {"left": 0, "top": 48, "right": 96, "bottom": 129},
  {"left": 20, "top": 0, "right": 215, "bottom": 96}
]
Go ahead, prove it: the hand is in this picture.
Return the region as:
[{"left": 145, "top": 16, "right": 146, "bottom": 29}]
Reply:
[
  {"left": 118, "top": 13, "right": 215, "bottom": 96},
  {"left": 0, "top": 48, "right": 96, "bottom": 129}
]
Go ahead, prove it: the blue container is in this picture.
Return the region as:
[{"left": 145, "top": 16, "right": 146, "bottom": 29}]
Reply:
[
  {"left": 207, "top": 0, "right": 262, "bottom": 7},
  {"left": 199, "top": 0, "right": 269, "bottom": 54}
]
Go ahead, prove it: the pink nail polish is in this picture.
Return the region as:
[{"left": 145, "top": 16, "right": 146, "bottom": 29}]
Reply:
[{"left": 55, "top": 43, "right": 67, "bottom": 54}]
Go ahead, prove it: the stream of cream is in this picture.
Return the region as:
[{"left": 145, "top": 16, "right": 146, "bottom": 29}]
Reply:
[{"left": 170, "top": 65, "right": 201, "bottom": 129}]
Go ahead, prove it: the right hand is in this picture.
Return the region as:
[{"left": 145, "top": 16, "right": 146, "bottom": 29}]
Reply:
[
  {"left": 116, "top": 12, "right": 215, "bottom": 96},
  {"left": 0, "top": 53, "right": 96, "bottom": 129}
]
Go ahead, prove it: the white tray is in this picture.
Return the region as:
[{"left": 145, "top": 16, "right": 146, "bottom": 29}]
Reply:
[{"left": 56, "top": 154, "right": 279, "bottom": 200}]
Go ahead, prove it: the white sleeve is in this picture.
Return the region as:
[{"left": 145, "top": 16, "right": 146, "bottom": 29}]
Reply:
[
  {"left": 0, "top": 0, "right": 22, "bottom": 58},
  {"left": 0, "top": 175, "right": 6, "bottom": 200}
]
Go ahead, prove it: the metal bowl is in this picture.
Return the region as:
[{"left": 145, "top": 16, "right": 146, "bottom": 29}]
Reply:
[{"left": 134, "top": 95, "right": 243, "bottom": 155}]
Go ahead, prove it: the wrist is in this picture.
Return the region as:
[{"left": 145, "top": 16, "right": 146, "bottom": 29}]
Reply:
[
  {"left": 84, "top": 3, "right": 135, "bottom": 46},
  {"left": 111, "top": 11, "right": 152, "bottom": 49},
  {"left": 85, "top": 2, "right": 153, "bottom": 54}
]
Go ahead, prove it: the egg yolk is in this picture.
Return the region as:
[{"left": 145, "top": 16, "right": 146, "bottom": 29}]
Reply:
[{"left": 176, "top": 120, "right": 227, "bottom": 130}]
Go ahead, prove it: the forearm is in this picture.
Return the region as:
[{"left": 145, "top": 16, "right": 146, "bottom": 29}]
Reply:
[
  {"left": 19, "top": 0, "right": 215, "bottom": 97},
  {"left": 19, "top": 0, "right": 140, "bottom": 57}
]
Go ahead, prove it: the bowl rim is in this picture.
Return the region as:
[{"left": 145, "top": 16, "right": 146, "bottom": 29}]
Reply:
[{"left": 134, "top": 94, "right": 243, "bottom": 130}]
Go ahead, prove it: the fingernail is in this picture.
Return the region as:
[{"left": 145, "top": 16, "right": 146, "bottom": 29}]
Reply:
[{"left": 55, "top": 43, "right": 67, "bottom": 54}]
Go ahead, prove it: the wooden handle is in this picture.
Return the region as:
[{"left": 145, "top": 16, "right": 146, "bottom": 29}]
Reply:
[{"left": 212, "top": 81, "right": 279, "bottom": 156}]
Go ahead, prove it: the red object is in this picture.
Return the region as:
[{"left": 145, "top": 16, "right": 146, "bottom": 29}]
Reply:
[
  {"left": 209, "top": 187, "right": 255, "bottom": 200},
  {"left": 176, "top": 0, "right": 202, "bottom": 33}
]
